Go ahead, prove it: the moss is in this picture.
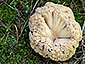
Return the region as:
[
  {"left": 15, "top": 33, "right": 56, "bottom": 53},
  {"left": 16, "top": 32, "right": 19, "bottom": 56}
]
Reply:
[{"left": 0, "top": 0, "right": 84, "bottom": 64}]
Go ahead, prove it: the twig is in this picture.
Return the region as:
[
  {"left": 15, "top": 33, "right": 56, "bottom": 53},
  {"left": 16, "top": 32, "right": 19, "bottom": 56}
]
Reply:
[
  {"left": 19, "top": 1, "right": 26, "bottom": 7},
  {"left": 14, "top": 24, "right": 19, "bottom": 43},
  {"left": 0, "top": 24, "right": 12, "bottom": 43},
  {"left": 0, "top": 20, "right": 7, "bottom": 42},
  {"left": 0, "top": 34, "right": 5, "bottom": 43},
  {"left": 30, "top": 0, "right": 40, "bottom": 15},
  {"left": 0, "top": 20, "right": 8, "bottom": 28},
  {"left": 19, "top": 19, "right": 28, "bottom": 38},
  {"left": 82, "top": 21, "right": 85, "bottom": 33},
  {"left": 74, "top": 58, "right": 81, "bottom": 64},
  {"left": 5, "top": 32, "right": 10, "bottom": 42},
  {"left": 81, "top": 21, "right": 85, "bottom": 55},
  {"left": 5, "top": 1, "right": 16, "bottom": 10},
  {"left": 15, "top": 9, "right": 25, "bottom": 22},
  {"left": 81, "top": 21, "right": 85, "bottom": 46},
  {"left": 0, "top": 31, "right": 10, "bottom": 43},
  {"left": 72, "top": 0, "right": 77, "bottom": 8},
  {"left": 30, "top": 0, "right": 33, "bottom": 8}
]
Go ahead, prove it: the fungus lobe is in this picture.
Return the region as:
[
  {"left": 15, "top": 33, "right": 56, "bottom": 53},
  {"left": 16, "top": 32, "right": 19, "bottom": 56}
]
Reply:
[{"left": 29, "top": 2, "right": 82, "bottom": 61}]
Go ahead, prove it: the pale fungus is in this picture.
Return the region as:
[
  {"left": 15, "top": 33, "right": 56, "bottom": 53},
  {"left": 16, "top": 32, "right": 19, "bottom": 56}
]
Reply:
[{"left": 29, "top": 2, "right": 82, "bottom": 61}]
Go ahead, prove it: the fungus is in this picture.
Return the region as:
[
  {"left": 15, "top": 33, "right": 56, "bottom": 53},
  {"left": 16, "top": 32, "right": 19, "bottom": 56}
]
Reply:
[{"left": 29, "top": 2, "right": 82, "bottom": 61}]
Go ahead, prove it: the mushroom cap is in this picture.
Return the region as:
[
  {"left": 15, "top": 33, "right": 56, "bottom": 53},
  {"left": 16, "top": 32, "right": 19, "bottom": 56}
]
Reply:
[{"left": 29, "top": 2, "right": 82, "bottom": 61}]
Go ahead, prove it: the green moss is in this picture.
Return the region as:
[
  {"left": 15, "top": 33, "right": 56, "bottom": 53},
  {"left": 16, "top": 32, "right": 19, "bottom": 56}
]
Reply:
[{"left": 0, "top": 0, "right": 84, "bottom": 64}]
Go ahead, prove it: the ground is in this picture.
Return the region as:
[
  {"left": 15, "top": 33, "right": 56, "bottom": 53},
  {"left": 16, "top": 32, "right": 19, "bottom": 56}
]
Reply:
[{"left": 0, "top": 0, "right": 85, "bottom": 64}]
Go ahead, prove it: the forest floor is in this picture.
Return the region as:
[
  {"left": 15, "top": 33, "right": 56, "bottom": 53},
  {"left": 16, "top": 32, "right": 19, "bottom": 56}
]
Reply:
[{"left": 0, "top": 0, "right": 85, "bottom": 64}]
